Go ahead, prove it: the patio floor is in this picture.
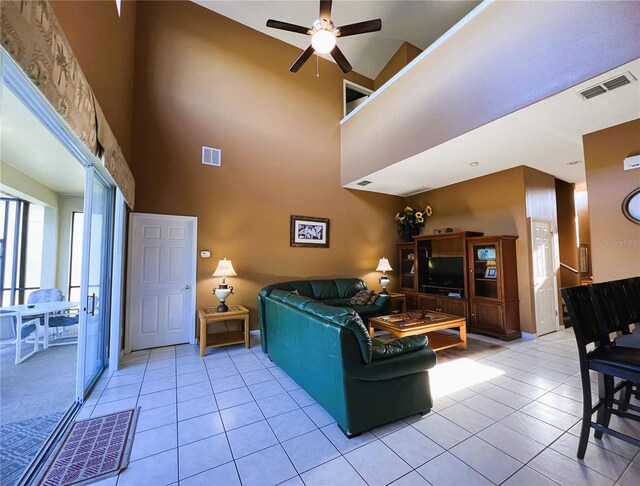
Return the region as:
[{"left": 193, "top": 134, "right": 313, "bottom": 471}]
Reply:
[{"left": 0, "top": 336, "right": 77, "bottom": 485}]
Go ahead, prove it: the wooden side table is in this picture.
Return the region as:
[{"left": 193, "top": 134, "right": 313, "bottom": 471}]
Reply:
[
  {"left": 388, "top": 292, "right": 407, "bottom": 312},
  {"left": 197, "top": 304, "right": 250, "bottom": 357}
]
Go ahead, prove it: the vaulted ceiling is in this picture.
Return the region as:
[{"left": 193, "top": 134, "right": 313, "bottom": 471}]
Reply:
[{"left": 194, "top": 0, "right": 480, "bottom": 79}]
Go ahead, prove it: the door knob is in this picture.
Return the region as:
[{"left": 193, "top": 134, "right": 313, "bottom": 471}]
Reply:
[{"left": 184, "top": 284, "right": 191, "bottom": 290}]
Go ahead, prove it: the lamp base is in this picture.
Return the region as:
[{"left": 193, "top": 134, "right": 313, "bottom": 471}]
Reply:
[
  {"left": 379, "top": 275, "right": 390, "bottom": 295},
  {"left": 213, "top": 284, "right": 233, "bottom": 313}
]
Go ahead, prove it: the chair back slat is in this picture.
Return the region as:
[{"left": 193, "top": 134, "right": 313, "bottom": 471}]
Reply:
[
  {"left": 562, "top": 286, "right": 610, "bottom": 350},
  {"left": 623, "top": 277, "right": 640, "bottom": 320},
  {"left": 589, "top": 281, "right": 630, "bottom": 334}
]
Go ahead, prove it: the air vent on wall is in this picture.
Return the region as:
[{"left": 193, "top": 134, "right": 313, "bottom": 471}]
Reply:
[
  {"left": 202, "top": 146, "right": 221, "bottom": 167},
  {"left": 357, "top": 180, "right": 373, "bottom": 186},
  {"left": 579, "top": 72, "right": 637, "bottom": 100}
]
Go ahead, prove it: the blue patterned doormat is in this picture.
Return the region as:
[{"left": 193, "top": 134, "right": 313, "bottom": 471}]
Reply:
[
  {"left": 0, "top": 412, "right": 65, "bottom": 486},
  {"left": 35, "top": 408, "right": 140, "bottom": 486}
]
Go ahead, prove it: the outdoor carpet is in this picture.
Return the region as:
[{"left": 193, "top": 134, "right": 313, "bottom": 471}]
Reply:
[
  {"left": 35, "top": 408, "right": 140, "bottom": 486},
  {"left": 0, "top": 412, "right": 65, "bottom": 486}
]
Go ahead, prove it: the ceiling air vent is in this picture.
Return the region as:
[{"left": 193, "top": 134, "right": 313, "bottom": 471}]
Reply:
[
  {"left": 202, "top": 146, "right": 221, "bottom": 167},
  {"left": 357, "top": 180, "right": 372, "bottom": 186},
  {"left": 580, "top": 85, "right": 606, "bottom": 100},
  {"left": 603, "top": 75, "right": 631, "bottom": 91},
  {"left": 579, "top": 72, "right": 637, "bottom": 100}
]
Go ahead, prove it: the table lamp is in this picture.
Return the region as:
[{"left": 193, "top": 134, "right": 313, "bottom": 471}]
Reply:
[
  {"left": 212, "top": 258, "right": 237, "bottom": 312},
  {"left": 375, "top": 257, "right": 393, "bottom": 295}
]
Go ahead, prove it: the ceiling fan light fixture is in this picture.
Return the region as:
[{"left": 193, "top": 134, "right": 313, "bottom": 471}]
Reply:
[{"left": 311, "top": 29, "right": 336, "bottom": 54}]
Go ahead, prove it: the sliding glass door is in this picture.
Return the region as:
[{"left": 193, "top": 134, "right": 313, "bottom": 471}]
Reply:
[{"left": 77, "top": 167, "right": 114, "bottom": 396}]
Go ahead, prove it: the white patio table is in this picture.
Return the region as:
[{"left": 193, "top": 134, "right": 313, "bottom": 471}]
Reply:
[{"left": 1, "top": 301, "right": 79, "bottom": 349}]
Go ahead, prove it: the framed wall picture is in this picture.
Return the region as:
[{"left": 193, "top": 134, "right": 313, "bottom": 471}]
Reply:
[
  {"left": 579, "top": 244, "right": 590, "bottom": 274},
  {"left": 290, "top": 215, "right": 330, "bottom": 248},
  {"left": 484, "top": 266, "right": 497, "bottom": 279}
]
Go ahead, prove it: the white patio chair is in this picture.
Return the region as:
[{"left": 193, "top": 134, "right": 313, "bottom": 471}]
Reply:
[
  {"left": 28, "top": 289, "right": 79, "bottom": 346},
  {"left": 0, "top": 309, "right": 41, "bottom": 364}
]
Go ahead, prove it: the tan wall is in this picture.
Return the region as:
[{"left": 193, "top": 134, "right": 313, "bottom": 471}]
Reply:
[
  {"left": 555, "top": 179, "right": 579, "bottom": 288},
  {"left": 51, "top": 0, "right": 137, "bottom": 162},
  {"left": 341, "top": 2, "right": 640, "bottom": 186},
  {"left": 406, "top": 166, "right": 540, "bottom": 333},
  {"left": 574, "top": 181, "right": 592, "bottom": 278},
  {"left": 583, "top": 119, "right": 640, "bottom": 282},
  {"left": 0, "top": 160, "right": 59, "bottom": 208},
  {"left": 130, "top": 1, "right": 401, "bottom": 328},
  {"left": 374, "top": 42, "right": 422, "bottom": 90}
]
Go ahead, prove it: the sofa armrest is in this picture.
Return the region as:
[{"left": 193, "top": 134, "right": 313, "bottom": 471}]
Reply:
[
  {"left": 373, "top": 294, "right": 391, "bottom": 315},
  {"left": 371, "top": 335, "right": 427, "bottom": 360},
  {"left": 345, "top": 346, "right": 437, "bottom": 382}
]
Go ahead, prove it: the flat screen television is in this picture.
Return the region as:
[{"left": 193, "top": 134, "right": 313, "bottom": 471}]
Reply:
[{"left": 425, "top": 257, "right": 464, "bottom": 289}]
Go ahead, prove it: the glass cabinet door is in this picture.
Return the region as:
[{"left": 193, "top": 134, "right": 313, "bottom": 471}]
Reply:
[
  {"left": 471, "top": 244, "right": 499, "bottom": 299},
  {"left": 400, "top": 247, "right": 416, "bottom": 290}
]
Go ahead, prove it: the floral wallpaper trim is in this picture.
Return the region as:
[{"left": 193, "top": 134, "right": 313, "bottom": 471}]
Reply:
[{"left": 1, "top": 0, "right": 135, "bottom": 208}]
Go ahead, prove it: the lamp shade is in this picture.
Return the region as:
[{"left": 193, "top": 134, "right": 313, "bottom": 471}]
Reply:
[
  {"left": 375, "top": 258, "right": 393, "bottom": 272},
  {"left": 212, "top": 258, "right": 237, "bottom": 278}
]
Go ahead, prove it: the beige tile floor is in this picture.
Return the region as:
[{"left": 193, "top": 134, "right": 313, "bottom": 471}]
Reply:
[{"left": 79, "top": 328, "right": 639, "bottom": 485}]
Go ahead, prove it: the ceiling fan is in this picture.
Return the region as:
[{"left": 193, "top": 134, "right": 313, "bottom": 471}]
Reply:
[{"left": 266, "top": 0, "right": 382, "bottom": 74}]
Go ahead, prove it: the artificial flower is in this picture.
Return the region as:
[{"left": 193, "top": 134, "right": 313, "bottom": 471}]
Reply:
[{"left": 394, "top": 204, "right": 433, "bottom": 236}]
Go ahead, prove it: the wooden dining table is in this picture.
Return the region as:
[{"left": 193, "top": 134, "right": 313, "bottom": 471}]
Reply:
[{"left": 1, "top": 301, "right": 79, "bottom": 348}]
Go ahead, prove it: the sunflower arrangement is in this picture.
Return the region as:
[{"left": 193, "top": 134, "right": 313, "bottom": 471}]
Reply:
[{"left": 395, "top": 205, "right": 433, "bottom": 240}]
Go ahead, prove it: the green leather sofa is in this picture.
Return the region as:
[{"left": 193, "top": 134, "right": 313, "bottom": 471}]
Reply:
[
  {"left": 258, "top": 287, "right": 437, "bottom": 437},
  {"left": 259, "top": 278, "right": 390, "bottom": 354}
]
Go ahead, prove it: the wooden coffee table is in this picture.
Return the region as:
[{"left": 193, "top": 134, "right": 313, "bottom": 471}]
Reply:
[{"left": 368, "top": 310, "right": 467, "bottom": 352}]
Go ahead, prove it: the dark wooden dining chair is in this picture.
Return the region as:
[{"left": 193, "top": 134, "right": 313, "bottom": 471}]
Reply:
[
  {"left": 562, "top": 285, "right": 640, "bottom": 459},
  {"left": 589, "top": 278, "right": 640, "bottom": 406}
]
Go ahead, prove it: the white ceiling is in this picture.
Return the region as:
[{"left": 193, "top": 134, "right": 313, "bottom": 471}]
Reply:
[
  {"left": 1, "top": 86, "right": 85, "bottom": 196},
  {"left": 343, "top": 60, "right": 640, "bottom": 196},
  {"left": 194, "top": 0, "right": 480, "bottom": 79}
]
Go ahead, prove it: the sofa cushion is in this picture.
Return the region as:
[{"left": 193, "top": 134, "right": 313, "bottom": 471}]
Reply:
[
  {"left": 372, "top": 335, "right": 428, "bottom": 360},
  {"left": 270, "top": 289, "right": 314, "bottom": 307},
  {"left": 288, "top": 281, "right": 314, "bottom": 297},
  {"left": 349, "top": 290, "right": 374, "bottom": 305},
  {"left": 334, "top": 278, "right": 367, "bottom": 299},
  {"left": 302, "top": 302, "right": 372, "bottom": 363},
  {"left": 321, "top": 298, "right": 352, "bottom": 307},
  {"left": 310, "top": 280, "right": 339, "bottom": 300},
  {"left": 338, "top": 305, "right": 381, "bottom": 319}
]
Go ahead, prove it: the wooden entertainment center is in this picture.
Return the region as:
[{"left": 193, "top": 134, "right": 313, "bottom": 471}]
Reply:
[{"left": 397, "top": 231, "right": 521, "bottom": 341}]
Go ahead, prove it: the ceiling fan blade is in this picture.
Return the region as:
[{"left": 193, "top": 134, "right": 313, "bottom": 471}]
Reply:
[
  {"left": 330, "top": 45, "right": 352, "bottom": 74},
  {"left": 266, "top": 19, "right": 311, "bottom": 35},
  {"left": 290, "top": 45, "right": 315, "bottom": 72},
  {"left": 319, "top": 0, "right": 332, "bottom": 21},
  {"left": 337, "top": 19, "right": 382, "bottom": 37}
]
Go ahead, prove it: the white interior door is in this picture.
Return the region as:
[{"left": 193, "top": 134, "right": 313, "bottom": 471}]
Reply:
[
  {"left": 127, "top": 213, "right": 196, "bottom": 351},
  {"left": 530, "top": 218, "right": 560, "bottom": 336}
]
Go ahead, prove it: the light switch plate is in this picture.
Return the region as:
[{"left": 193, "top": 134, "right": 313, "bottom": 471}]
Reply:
[{"left": 200, "top": 250, "right": 211, "bottom": 258}]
